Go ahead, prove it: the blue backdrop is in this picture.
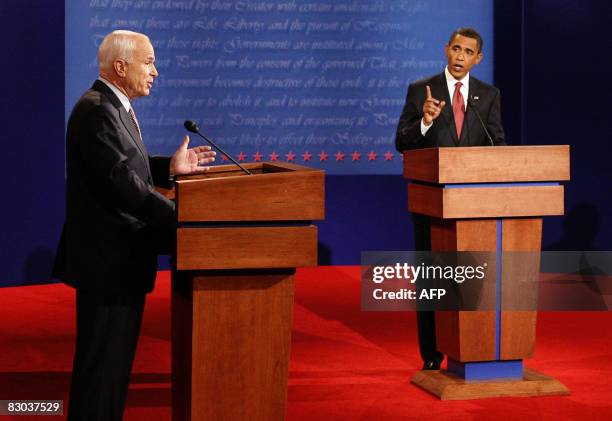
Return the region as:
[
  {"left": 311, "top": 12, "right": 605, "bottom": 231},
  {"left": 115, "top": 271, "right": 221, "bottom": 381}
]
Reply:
[
  {"left": 66, "top": 0, "right": 493, "bottom": 175},
  {"left": 1, "top": 0, "right": 609, "bottom": 286}
]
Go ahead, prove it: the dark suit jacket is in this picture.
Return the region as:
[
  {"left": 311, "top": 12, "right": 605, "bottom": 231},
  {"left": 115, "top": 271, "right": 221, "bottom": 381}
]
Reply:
[
  {"left": 53, "top": 80, "right": 174, "bottom": 295},
  {"left": 395, "top": 72, "right": 505, "bottom": 151}
]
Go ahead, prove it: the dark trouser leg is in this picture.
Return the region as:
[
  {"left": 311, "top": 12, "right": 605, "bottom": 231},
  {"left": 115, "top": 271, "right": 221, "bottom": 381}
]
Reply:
[
  {"left": 68, "top": 289, "right": 145, "bottom": 421},
  {"left": 416, "top": 310, "right": 443, "bottom": 364},
  {"left": 412, "top": 213, "right": 444, "bottom": 365}
]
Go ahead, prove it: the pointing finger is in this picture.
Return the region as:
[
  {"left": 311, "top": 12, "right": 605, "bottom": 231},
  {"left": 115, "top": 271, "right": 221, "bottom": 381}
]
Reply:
[{"left": 426, "top": 85, "right": 432, "bottom": 100}]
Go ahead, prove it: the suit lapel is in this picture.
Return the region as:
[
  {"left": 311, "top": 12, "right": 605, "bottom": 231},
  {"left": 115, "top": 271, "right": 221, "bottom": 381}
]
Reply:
[
  {"left": 118, "top": 108, "right": 150, "bottom": 164},
  {"left": 462, "top": 77, "right": 480, "bottom": 145},
  {"left": 118, "top": 107, "right": 153, "bottom": 179},
  {"left": 92, "top": 81, "right": 152, "bottom": 178},
  {"left": 433, "top": 73, "right": 459, "bottom": 146}
]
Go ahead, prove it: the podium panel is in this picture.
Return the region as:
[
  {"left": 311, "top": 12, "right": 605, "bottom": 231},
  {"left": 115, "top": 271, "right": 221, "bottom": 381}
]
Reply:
[
  {"left": 404, "top": 145, "right": 570, "bottom": 183},
  {"left": 176, "top": 162, "right": 324, "bottom": 222},
  {"left": 172, "top": 162, "right": 324, "bottom": 420},
  {"left": 172, "top": 270, "right": 295, "bottom": 421},
  {"left": 176, "top": 226, "right": 317, "bottom": 270},
  {"left": 405, "top": 146, "right": 570, "bottom": 399},
  {"left": 408, "top": 184, "right": 564, "bottom": 218}
]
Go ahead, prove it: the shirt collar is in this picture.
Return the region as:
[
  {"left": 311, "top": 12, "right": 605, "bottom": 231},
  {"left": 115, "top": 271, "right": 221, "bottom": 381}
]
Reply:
[
  {"left": 444, "top": 66, "right": 470, "bottom": 87},
  {"left": 97, "top": 77, "right": 132, "bottom": 113}
]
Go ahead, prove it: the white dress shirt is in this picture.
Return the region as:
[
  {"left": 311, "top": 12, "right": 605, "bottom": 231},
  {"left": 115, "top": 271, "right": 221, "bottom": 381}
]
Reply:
[
  {"left": 420, "top": 66, "right": 470, "bottom": 135},
  {"left": 98, "top": 77, "right": 132, "bottom": 113}
]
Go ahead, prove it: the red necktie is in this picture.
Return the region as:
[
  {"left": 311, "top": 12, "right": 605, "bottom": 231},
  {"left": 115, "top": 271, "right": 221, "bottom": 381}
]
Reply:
[{"left": 452, "top": 82, "right": 465, "bottom": 140}]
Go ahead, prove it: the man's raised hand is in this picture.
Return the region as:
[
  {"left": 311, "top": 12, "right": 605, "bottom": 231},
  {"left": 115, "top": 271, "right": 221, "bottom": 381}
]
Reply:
[
  {"left": 170, "top": 135, "right": 216, "bottom": 176},
  {"left": 422, "top": 85, "right": 446, "bottom": 126}
]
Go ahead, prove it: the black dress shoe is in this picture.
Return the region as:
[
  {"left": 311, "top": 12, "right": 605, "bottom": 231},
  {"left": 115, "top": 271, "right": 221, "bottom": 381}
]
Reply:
[{"left": 422, "top": 360, "right": 441, "bottom": 370}]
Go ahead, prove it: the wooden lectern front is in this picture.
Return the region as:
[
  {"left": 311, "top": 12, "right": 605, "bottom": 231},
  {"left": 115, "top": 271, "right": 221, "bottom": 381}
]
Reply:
[
  {"left": 404, "top": 145, "right": 571, "bottom": 399},
  {"left": 171, "top": 162, "right": 324, "bottom": 420}
]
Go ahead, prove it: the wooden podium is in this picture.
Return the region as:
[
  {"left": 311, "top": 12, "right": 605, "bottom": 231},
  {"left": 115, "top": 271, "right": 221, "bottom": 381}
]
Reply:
[
  {"left": 171, "top": 162, "right": 324, "bottom": 420},
  {"left": 403, "top": 145, "right": 571, "bottom": 399}
]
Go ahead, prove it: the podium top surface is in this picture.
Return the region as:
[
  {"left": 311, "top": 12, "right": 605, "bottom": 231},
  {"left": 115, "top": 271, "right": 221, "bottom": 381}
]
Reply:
[
  {"left": 174, "top": 162, "right": 325, "bottom": 222},
  {"left": 403, "top": 145, "right": 570, "bottom": 184},
  {"left": 176, "top": 162, "right": 319, "bottom": 182}
]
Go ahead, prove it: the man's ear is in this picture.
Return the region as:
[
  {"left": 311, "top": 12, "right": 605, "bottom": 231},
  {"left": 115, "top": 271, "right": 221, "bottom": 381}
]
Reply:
[
  {"left": 113, "top": 59, "right": 128, "bottom": 77},
  {"left": 475, "top": 52, "right": 483, "bottom": 65}
]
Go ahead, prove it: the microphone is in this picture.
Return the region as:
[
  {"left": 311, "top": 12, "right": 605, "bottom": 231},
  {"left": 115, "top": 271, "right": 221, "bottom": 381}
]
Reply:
[
  {"left": 184, "top": 120, "right": 252, "bottom": 175},
  {"left": 467, "top": 97, "right": 495, "bottom": 147}
]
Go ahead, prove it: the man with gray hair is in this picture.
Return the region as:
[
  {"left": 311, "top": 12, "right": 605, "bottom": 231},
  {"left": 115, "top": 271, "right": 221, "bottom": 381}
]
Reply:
[{"left": 53, "top": 30, "right": 215, "bottom": 420}]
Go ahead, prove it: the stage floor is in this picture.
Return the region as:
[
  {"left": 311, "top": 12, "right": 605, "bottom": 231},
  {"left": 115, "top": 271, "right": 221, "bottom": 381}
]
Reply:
[{"left": 1, "top": 266, "right": 611, "bottom": 420}]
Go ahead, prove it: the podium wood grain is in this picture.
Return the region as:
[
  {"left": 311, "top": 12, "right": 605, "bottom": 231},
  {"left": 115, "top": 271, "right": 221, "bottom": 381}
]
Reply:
[
  {"left": 176, "top": 226, "right": 317, "bottom": 270},
  {"left": 405, "top": 146, "right": 570, "bottom": 398},
  {"left": 411, "top": 367, "right": 570, "bottom": 400},
  {"left": 500, "top": 218, "right": 542, "bottom": 360},
  {"left": 408, "top": 184, "right": 565, "bottom": 219},
  {"left": 404, "top": 145, "right": 570, "bottom": 183},
  {"left": 172, "top": 271, "right": 295, "bottom": 421},
  {"left": 176, "top": 163, "right": 324, "bottom": 222},
  {"left": 432, "top": 219, "right": 497, "bottom": 362},
  {"left": 172, "top": 162, "right": 324, "bottom": 420}
]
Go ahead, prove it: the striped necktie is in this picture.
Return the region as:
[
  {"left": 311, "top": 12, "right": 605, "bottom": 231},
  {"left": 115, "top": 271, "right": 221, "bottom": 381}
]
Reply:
[{"left": 128, "top": 107, "right": 142, "bottom": 141}]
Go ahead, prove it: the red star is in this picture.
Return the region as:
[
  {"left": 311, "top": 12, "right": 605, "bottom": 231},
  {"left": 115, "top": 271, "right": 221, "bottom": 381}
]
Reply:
[
  {"left": 367, "top": 151, "right": 377, "bottom": 161},
  {"left": 334, "top": 151, "right": 345, "bottom": 161},
  {"left": 350, "top": 151, "right": 361, "bottom": 161},
  {"left": 269, "top": 151, "right": 279, "bottom": 161},
  {"left": 237, "top": 152, "right": 247, "bottom": 162},
  {"left": 253, "top": 151, "right": 263, "bottom": 162},
  {"left": 221, "top": 154, "right": 229, "bottom": 162},
  {"left": 285, "top": 151, "right": 296, "bottom": 162},
  {"left": 383, "top": 151, "right": 394, "bottom": 161},
  {"left": 302, "top": 151, "right": 312, "bottom": 162},
  {"left": 318, "top": 151, "right": 328, "bottom": 161}
]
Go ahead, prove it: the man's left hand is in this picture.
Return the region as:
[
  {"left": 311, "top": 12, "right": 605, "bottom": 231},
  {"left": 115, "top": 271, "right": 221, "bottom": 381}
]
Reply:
[{"left": 170, "top": 135, "right": 216, "bottom": 176}]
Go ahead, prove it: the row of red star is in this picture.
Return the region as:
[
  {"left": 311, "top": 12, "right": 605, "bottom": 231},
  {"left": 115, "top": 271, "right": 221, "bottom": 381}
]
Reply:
[{"left": 220, "top": 150, "right": 396, "bottom": 162}]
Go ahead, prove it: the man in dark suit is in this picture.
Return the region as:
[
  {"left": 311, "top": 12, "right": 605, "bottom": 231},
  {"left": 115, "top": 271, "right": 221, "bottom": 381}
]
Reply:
[
  {"left": 53, "top": 30, "right": 215, "bottom": 420},
  {"left": 394, "top": 28, "right": 505, "bottom": 370}
]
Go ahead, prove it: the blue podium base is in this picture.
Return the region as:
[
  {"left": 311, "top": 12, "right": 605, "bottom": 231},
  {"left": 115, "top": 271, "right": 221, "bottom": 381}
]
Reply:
[{"left": 447, "top": 358, "right": 523, "bottom": 381}]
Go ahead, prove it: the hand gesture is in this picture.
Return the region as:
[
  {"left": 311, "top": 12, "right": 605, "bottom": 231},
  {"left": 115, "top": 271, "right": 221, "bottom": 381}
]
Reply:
[
  {"left": 169, "top": 135, "right": 216, "bottom": 176},
  {"left": 422, "top": 85, "right": 446, "bottom": 126}
]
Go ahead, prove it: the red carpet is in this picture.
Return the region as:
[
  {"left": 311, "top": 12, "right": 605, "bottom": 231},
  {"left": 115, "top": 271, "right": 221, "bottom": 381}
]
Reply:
[{"left": 1, "top": 266, "right": 612, "bottom": 420}]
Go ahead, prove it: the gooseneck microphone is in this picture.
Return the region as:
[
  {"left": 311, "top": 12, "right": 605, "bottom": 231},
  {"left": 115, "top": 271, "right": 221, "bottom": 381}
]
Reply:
[
  {"left": 184, "top": 120, "right": 252, "bottom": 175},
  {"left": 467, "top": 97, "right": 495, "bottom": 147}
]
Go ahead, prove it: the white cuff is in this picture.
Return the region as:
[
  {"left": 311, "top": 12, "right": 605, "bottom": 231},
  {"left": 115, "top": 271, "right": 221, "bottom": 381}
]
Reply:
[{"left": 420, "top": 118, "right": 432, "bottom": 136}]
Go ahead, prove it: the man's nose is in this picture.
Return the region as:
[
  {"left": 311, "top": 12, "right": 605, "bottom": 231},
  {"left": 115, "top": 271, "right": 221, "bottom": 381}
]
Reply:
[{"left": 151, "top": 64, "right": 158, "bottom": 77}]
